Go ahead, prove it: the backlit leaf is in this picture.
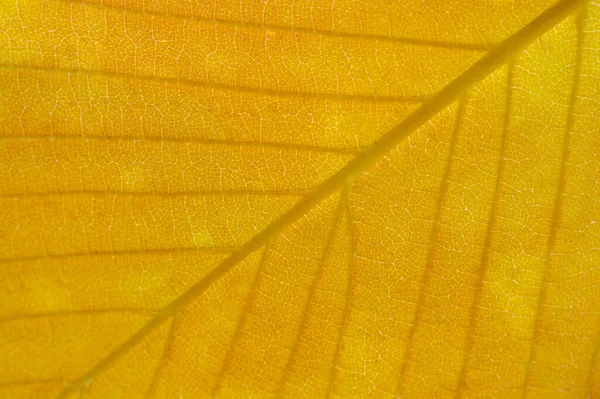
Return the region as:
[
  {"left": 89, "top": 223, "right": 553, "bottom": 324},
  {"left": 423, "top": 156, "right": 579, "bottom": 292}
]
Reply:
[{"left": 1, "top": 0, "right": 599, "bottom": 398}]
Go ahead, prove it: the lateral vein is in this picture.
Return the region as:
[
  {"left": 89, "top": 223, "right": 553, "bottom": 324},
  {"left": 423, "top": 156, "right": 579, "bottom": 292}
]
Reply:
[
  {"left": 55, "top": 0, "right": 491, "bottom": 51},
  {"left": 0, "top": 64, "right": 424, "bottom": 103},
  {"left": 521, "top": 3, "right": 586, "bottom": 397},
  {"left": 55, "top": 1, "right": 582, "bottom": 396}
]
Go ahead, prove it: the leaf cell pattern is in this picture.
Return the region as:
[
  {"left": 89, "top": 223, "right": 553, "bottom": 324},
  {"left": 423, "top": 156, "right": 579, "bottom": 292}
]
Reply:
[{"left": 1, "top": 0, "right": 600, "bottom": 398}]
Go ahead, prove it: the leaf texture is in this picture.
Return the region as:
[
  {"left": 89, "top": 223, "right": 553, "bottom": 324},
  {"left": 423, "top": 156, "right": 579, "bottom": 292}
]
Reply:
[{"left": 0, "top": 0, "right": 599, "bottom": 398}]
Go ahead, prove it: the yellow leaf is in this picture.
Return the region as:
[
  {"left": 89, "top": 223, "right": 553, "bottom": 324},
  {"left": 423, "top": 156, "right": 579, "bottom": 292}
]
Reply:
[{"left": 0, "top": 0, "right": 599, "bottom": 398}]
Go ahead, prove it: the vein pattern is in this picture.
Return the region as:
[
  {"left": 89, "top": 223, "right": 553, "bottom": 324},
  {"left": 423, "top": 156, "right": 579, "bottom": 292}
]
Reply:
[{"left": 50, "top": 0, "right": 583, "bottom": 397}]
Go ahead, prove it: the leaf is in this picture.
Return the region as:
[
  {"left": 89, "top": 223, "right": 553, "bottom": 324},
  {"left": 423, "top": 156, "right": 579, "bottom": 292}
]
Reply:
[{"left": 0, "top": 0, "right": 599, "bottom": 398}]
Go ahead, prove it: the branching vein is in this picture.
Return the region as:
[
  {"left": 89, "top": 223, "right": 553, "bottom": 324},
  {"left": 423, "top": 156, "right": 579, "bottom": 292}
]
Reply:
[
  {"left": 0, "top": 134, "right": 362, "bottom": 155},
  {"left": 55, "top": 0, "right": 491, "bottom": 51},
  {"left": 395, "top": 93, "right": 466, "bottom": 397},
  {"left": 521, "top": 3, "right": 586, "bottom": 397},
  {"left": 326, "top": 185, "right": 357, "bottom": 399},
  {"left": 0, "top": 246, "right": 234, "bottom": 265},
  {"left": 54, "top": 1, "right": 582, "bottom": 396},
  {"left": 0, "top": 308, "right": 157, "bottom": 324},
  {"left": 275, "top": 192, "right": 344, "bottom": 397},
  {"left": 455, "top": 59, "right": 514, "bottom": 399},
  {"left": 145, "top": 317, "right": 178, "bottom": 398},
  {"left": 0, "top": 64, "right": 425, "bottom": 103},
  {"left": 211, "top": 242, "right": 271, "bottom": 396}
]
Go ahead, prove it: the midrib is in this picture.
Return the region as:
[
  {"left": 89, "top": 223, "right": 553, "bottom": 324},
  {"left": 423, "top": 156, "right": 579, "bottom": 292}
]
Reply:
[{"left": 56, "top": 0, "right": 583, "bottom": 396}]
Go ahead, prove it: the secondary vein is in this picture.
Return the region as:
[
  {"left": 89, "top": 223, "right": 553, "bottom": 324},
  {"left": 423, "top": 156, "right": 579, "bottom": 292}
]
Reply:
[
  {"left": 0, "top": 64, "right": 424, "bottom": 103},
  {"left": 55, "top": 0, "right": 491, "bottom": 51},
  {"left": 520, "top": 2, "right": 587, "bottom": 397},
  {"left": 55, "top": 1, "right": 582, "bottom": 396}
]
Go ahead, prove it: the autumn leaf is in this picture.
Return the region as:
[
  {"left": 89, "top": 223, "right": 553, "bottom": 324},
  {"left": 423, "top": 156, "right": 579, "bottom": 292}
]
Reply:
[{"left": 1, "top": 0, "right": 599, "bottom": 397}]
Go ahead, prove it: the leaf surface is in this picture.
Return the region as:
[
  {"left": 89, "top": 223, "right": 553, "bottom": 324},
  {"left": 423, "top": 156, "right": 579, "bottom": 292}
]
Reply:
[{"left": 1, "top": 0, "right": 600, "bottom": 398}]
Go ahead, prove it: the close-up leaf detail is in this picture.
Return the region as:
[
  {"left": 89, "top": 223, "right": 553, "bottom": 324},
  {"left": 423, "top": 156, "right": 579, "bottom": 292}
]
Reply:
[{"left": 1, "top": 0, "right": 599, "bottom": 397}]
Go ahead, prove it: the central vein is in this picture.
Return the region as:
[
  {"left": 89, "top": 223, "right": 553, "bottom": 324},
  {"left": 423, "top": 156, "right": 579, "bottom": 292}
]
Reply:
[{"left": 56, "top": 0, "right": 583, "bottom": 396}]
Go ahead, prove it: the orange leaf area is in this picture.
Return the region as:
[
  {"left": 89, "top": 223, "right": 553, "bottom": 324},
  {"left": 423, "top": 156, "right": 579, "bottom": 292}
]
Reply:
[{"left": 1, "top": 0, "right": 599, "bottom": 398}]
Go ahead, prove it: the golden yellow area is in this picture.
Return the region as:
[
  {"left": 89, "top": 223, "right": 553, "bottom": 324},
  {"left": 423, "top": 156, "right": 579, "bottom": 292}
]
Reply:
[{"left": 0, "top": 0, "right": 599, "bottom": 398}]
